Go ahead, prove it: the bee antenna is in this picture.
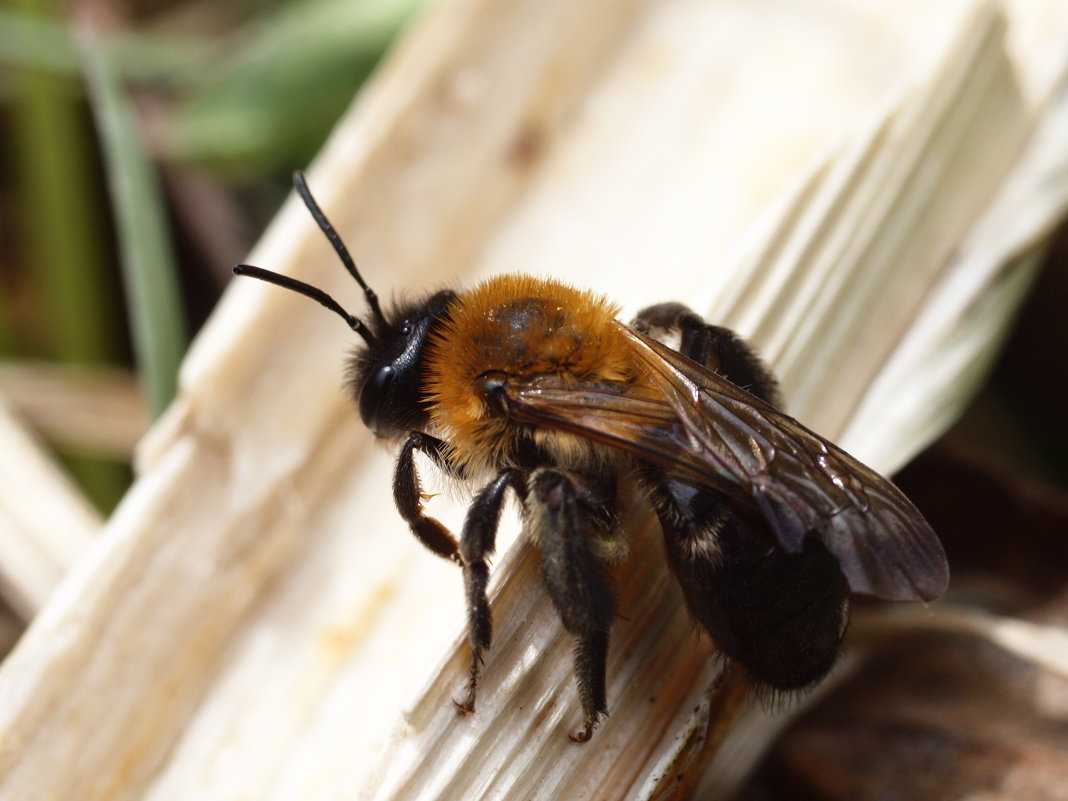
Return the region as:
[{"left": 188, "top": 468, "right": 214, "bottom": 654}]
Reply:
[
  {"left": 233, "top": 264, "right": 377, "bottom": 347},
  {"left": 293, "top": 171, "right": 386, "bottom": 328}
]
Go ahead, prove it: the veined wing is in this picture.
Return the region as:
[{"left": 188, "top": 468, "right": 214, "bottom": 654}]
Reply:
[{"left": 498, "top": 324, "right": 948, "bottom": 602}]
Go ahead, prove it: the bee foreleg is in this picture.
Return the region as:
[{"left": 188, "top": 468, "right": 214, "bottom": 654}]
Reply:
[
  {"left": 456, "top": 468, "right": 527, "bottom": 716},
  {"left": 633, "top": 303, "right": 780, "bottom": 406},
  {"left": 528, "top": 469, "right": 618, "bottom": 743},
  {"left": 394, "top": 432, "right": 462, "bottom": 564}
]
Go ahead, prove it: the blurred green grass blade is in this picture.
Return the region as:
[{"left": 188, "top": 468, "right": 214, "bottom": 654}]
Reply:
[
  {"left": 0, "top": 306, "right": 12, "bottom": 355},
  {"left": 8, "top": 12, "right": 115, "bottom": 366},
  {"left": 77, "top": 26, "right": 187, "bottom": 419},
  {"left": 165, "top": 0, "right": 424, "bottom": 173},
  {"left": 8, "top": 0, "right": 126, "bottom": 511},
  {"left": 0, "top": 10, "right": 79, "bottom": 73},
  {"left": 0, "top": 10, "right": 212, "bottom": 86}
]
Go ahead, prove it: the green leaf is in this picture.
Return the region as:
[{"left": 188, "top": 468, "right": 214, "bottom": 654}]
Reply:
[
  {"left": 78, "top": 26, "right": 188, "bottom": 419},
  {"left": 165, "top": 0, "right": 424, "bottom": 173}
]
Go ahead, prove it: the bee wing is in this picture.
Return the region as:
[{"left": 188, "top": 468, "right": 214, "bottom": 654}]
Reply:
[{"left": 499, "top": 324, "right": 948, "bottom": 602}]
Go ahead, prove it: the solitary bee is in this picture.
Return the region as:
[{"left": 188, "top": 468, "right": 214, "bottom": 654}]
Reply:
[{"left": 235, "top": 173, "right": 948, "bottom": 742}]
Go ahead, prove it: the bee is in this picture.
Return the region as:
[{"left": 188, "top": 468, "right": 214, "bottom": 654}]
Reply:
[{"left": 234, "top": 173, "right": 948, "bottom": 743}]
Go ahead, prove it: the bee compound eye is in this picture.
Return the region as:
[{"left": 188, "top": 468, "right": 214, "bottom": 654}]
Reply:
[{"left": 359, "top": 364, "right": 394, "bottom": 432}]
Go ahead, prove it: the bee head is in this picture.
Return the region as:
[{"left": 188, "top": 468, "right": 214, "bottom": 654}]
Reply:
[
  {"left": 233, "top": 171, "right": 454, "bottom": 439},
  {"left": 348, "top": 289, "right": 455, "bottom": 438}
]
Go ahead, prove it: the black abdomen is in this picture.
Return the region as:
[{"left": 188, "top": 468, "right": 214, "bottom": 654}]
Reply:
[
  {"left": 654, "top": 479, "right": 849, "bottom": 691},
  {"left": 633, "top": 301, "right": 849, "bottom": 690}
]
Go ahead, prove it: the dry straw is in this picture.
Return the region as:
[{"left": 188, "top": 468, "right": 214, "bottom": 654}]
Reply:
[{"left": 3, "top": 0, "right": 1068, "bottom": 799}]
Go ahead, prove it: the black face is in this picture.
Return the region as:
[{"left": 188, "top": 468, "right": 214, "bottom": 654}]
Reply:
[
  {"left": 350, "top": 289, "right": 456, "bottom": 438},
  {"left": 231, "top": 173, "right": 460, "bottom": 443}
]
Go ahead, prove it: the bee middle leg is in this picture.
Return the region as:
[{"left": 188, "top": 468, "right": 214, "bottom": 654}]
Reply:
[
  {"left": 456, "top": 468, "right": 527, "bottom": 715},
  {"left": 528, "top": 468, "right": 619, "bottom": 743}
]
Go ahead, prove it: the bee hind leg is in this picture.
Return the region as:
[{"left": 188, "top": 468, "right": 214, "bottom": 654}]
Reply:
[
  {"left": 456, "top": 468, "right": 527, "bottom": 715},
  {"left": 528, "top": 468, "right": 619, "bottom": 743},
  {"left": 633, "top": 303, "right": 780, "bottom": 406}
]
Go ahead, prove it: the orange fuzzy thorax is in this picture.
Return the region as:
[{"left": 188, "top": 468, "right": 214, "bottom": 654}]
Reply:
[{"left": 424, "top": 274, "right": 638, "bottom": 476}]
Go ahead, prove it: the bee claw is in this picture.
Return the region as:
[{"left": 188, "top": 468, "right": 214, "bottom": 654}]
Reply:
[
  {"left": 452, "top": 697, "right": 475, "bottom": 716},
  {"left": 568, "top": 720, "right": 596, "bottom": 744}
]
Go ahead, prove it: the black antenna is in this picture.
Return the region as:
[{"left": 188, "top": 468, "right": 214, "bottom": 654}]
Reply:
[
  {"left": 232, "top": 172, "right": 386, "bottom": 346},
  {"left": 233, "top": 265, "right": 376, "bottom": 346},
  {"left": 293, "top": 171, "right": 386, "bottom": 328}
]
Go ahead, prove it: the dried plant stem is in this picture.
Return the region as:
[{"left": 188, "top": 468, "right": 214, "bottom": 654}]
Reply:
[
  {"left": 0, "top": 397, "right": 99, "bottom": 620},
  {"left": 0, "top": 363, "right": 145, "bottom": 459},
  {"left": 638, "top": 663, "right": 750, "bottom": 801},
  {"left": 2, "top": 1, "right": 1068, "bottom": 799}
]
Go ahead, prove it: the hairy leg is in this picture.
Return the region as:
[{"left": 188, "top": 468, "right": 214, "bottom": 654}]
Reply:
[
  {"left": 528, "top": 469, "right": 619, "bottom": 742},
  {"left": 456, "top": 468, "right": 527, "bottom": 714}
]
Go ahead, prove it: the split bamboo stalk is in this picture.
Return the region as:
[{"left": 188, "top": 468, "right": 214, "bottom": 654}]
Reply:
[
  {"left": 2, "top": 1, "right": 1068, "bottom": 799},
  {"left": 0, "top": 363, "right": 145, "bottom": 460},
  {"left": 0, "top": 395, "right": 99, "bottom": 621}
]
